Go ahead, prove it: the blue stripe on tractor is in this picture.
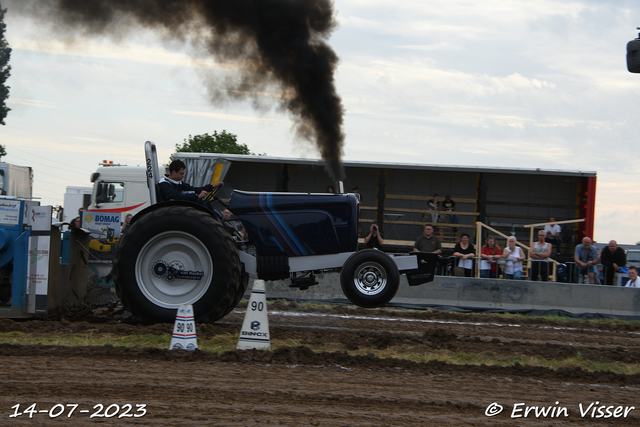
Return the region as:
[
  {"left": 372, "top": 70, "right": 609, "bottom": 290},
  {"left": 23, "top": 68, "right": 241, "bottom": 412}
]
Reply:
[
  {"left": 265, "top": 194, "right": 310, "bottom": 256},
  {"left": 250, "top": 193, "right": 287, "bottom": 253},
  {"left": 257, "top": 193, "right": 302, "bottom": 256}
]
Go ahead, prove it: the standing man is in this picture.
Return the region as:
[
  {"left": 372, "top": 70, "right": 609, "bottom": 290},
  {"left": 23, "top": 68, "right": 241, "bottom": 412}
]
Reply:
[
  {"left": 625, "top": 266, "right": 639, "bottom": 288},
  {"left": 413, "top": 225, "right": 442, "bottom": 254},
  {"left": 426, "top": 194, "right": 440, "bottom": 224},
  {"left": 414, "top": 224, "right": 443, "bottom": 274},
  {"left": 544, "top": 217, "right": 562, "bottom": 254},
  {"left": 574, "top": 237, "right": 599, "bottom": 284},
  {"left": 364, "top": 222, "right": 384, "bottom": 250},
  {"left": 600, "top": 240, "right": 626, "bottom": 286},
  {"left": 442, "top": 195, "right": 458, "bottom": 231}
]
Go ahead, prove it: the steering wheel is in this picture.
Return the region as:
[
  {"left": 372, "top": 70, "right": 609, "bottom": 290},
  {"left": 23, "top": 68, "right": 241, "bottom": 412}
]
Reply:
[{"left": 205, "top": 182, "right": 224, "bottom": 202}]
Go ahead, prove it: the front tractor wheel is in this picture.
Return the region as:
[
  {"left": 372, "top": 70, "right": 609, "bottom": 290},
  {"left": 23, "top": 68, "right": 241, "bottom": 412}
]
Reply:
[
  {"left": 113, "top": 205, "right": 243, "bottom": 323},
  {"left": 340, "top": 250, "right": 400, "bottom": 308}
]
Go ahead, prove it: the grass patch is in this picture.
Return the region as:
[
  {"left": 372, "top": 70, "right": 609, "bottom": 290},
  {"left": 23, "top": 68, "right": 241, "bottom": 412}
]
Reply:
[
  {"left": 260, "top": 300, "right": 640, "bottom": 327},
  {"left": 492, "top": 311, "right": 640, "bottom": 326}
]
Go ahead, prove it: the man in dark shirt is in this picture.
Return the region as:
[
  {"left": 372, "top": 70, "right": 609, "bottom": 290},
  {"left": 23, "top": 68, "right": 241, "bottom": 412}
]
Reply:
[
  {"left": 442, "top": 195, "right": 458, "bottom": 231},
  {"left": 413, "top": 225, "right": 442, "bottom": 254},
  {"left": 364, "top": 222, "right": 384, "bottom": 249},
  {"left": 159, "top": 160, "right": 216, "bottom": 203},
  {"left": 159, "top": 160, "right": 222, "bottom": 217},
  {"left": 600, "top": 240, "right": 626, "bottom": 286}
]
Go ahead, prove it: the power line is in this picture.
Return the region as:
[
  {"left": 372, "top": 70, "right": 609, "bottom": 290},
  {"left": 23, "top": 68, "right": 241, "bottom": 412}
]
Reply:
[{"left": 6, "top": 145, "right": 93, "bottom": 179}]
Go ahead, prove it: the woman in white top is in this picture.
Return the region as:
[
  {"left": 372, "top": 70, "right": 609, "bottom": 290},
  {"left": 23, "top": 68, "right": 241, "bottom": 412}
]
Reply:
[
  {"left": 530, "top": 230, "right": 552, "bottom": 281},
  {"left": 502, "top": 236, "right": 525, "bottom": 280}
]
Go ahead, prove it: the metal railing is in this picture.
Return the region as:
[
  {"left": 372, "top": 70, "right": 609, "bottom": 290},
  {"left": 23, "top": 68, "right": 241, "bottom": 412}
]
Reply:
[{"left": 431, "top": 255, "right": 630, "bottom": 286}]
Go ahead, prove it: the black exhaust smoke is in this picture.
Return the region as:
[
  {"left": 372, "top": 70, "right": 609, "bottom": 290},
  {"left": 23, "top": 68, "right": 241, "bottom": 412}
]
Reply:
[{"left": 10, "top": 0, "right": 345, "bottom": 180}]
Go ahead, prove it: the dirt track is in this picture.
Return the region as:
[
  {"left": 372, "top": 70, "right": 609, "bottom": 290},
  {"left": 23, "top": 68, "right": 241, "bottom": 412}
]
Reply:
[{"left": 2, "top": 302, "right": 640, "bottom": 426}]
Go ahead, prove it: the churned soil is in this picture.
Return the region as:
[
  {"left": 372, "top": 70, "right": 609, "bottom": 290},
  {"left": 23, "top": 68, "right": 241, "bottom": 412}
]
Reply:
[{"left": 2, "top": 301, "right": 640, "bottom": 426}]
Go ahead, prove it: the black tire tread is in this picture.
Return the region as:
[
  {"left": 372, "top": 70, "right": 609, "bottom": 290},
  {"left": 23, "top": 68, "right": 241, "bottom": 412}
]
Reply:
[
  {"left": 113, "top": 205, "right": 242, "bottom": 323},
  {"left": 340, "top": 250, "right": 400, "bottom": 308}
]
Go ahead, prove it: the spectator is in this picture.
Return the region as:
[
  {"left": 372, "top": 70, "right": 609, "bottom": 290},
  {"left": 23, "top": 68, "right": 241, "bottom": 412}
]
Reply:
[
  {"left": 352, "top": 186, "right": 361, "bottom": 215},
  {"left": 121, "top": 213, "right": 132, "bottom": 233},
  {"left": 596, "top": 246, "right": 604, "bottom": 285},
  {"left": 453, "top": 233, "right": 475, "bottom": 277},
  {"left": 364, "top": 222, "right": 384, "bottom": 249},
  {"left": 78, "top": 208, "right": 87, "bottom": 225},
  {"left": 530, "top": 230, "right": 552, "bottom": 281},
  {"left": 625, "top": 266, "right": 639, "bottom": 288},
  {"left": 544, "top": 217, "right": 562, "bottom": 254},
  {"left": 68, "top": 217, "right": 80, "bottom": 231},
  {"left": 502, "top": 236, "right": 525, "bottom": 280},
  {"left": 351, "top": 186, "right": 361, "bottom": 202},
  {"left": 425, "top": 193, "right": 440, "bottom": 224},
  {"left": 327, "top": 185, "right": 335, "bottom": 193},
  {"left": 480, "top": 235, "right": 501, "bottom": 278},
  {"left": 442, "top": 195, "right": 458, "bottom": 231},
  {"left": 574, "top": 237, "right": 599, "bottom": 284},
  {"left": 413, "top": 225, "right": 442, "bottom": 254},
  {"left": 600, "top": 240, "right": 626, "bottom": 286},
  {"left": 221, "top": 208, "right": 247, "bottom": 240}
]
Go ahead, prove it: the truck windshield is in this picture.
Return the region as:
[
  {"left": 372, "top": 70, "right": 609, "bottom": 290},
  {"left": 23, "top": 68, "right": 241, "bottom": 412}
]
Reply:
[
  {"left": 627, "top": 251, "right": 640, "bottom": 263},
  {"left": 96, "top": 182, "right": 124, "bottom": 204}
]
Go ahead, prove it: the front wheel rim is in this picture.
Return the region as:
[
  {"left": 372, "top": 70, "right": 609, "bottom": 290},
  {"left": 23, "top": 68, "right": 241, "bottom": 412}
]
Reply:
[
  {"left": 353, "top": 261, "right": 387, "bottom": 296},
  {"left": 135, "top": 231, "right": 213, "bottom": 309}
]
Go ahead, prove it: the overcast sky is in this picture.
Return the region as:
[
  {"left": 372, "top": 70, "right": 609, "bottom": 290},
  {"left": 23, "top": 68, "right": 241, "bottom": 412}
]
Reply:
[{"left": 1, "top": 0, "right": 639, "bottom": 244}]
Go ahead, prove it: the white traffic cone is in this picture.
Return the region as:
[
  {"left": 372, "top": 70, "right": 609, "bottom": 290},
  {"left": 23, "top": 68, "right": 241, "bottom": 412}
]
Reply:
[
  {"left": 169, "top": 304, "right": 198, "bottom": 351},
  {"left": 237, "top": 279, "right": 270, "bottom": 350}
]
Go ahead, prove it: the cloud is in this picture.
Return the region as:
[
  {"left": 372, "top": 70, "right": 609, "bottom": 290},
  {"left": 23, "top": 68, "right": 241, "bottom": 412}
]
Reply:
[
  {"left": 10, "top": 38, "right": 240, "bottom": 70},
  {"left": 8, "top": 98, "right": 58, "bottom": 108},
  {"left": 171, "top": 110, "right": 291, "bottom": 125},
  {"left": 72, "top": 137, "right": 108, "bottom": 143},
  {"left": 395, "top": 42, "right": 463, "bottom": 51}
]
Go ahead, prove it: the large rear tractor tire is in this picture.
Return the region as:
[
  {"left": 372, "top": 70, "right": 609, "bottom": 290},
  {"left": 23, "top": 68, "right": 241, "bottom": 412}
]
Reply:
[
  {"left": 113, "top": 206, "right": 242, "bottom": 323},
  {"left": 340, "top": 250, "right": 400, "bottom": 308}
]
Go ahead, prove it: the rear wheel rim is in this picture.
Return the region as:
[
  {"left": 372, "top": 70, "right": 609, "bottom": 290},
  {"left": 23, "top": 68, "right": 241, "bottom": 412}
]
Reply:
[
  {"left": 135, "top": 231, "right": 213, "bottom": 309},
  {"left": 353, "top": 261, "right": 387, "bottom": 296}
]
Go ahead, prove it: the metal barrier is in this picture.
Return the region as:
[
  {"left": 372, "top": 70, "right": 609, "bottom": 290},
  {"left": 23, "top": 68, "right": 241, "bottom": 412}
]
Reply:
[
  {"left": 431, "top": 256, "right": 630, "bottom": 286},
  {"left": 558, "top": 262, "right": 629, "bottom": 286}
]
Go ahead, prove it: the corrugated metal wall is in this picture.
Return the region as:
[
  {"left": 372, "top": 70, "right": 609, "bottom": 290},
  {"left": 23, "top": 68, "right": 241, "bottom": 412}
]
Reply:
[{"left": 220, "top": 159, "right": 586, "bottom": 248}]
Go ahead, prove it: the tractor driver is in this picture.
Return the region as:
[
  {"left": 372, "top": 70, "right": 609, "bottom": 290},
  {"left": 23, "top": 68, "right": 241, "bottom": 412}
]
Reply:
[{"left": 159, "top": 160, "right": 221, "bottom": 213}]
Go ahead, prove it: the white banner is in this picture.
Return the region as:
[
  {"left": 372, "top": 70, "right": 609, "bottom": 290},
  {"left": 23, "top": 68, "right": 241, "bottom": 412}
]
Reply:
[
  {"left": 0, "top": 200, "right": 21, "bottom": 226},
  {"left": 27, "top": 235, "right": 51, "bottom": 313},
  {"left": 82, "top": 211, "right": 121, "bottom": 238}
]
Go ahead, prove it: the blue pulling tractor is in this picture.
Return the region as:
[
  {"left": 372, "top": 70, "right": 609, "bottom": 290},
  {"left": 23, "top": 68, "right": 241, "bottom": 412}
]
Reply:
[{"left": 112, "top": 142, "right": 437, "bottom": 323}]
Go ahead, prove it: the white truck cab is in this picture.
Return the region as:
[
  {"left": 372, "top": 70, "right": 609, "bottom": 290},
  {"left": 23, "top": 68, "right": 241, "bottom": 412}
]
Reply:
[{"left": 88, "top": 164, "right": 150, "bottom": 217}]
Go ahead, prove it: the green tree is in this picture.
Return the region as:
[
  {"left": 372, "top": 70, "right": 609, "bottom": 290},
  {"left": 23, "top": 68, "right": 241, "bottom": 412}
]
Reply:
[
  {"left": 175, "top": 131, "right": 252, "bottom": 156},
  {"left": 0, "top": 3, "right": 11, "bottom": 126}
]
